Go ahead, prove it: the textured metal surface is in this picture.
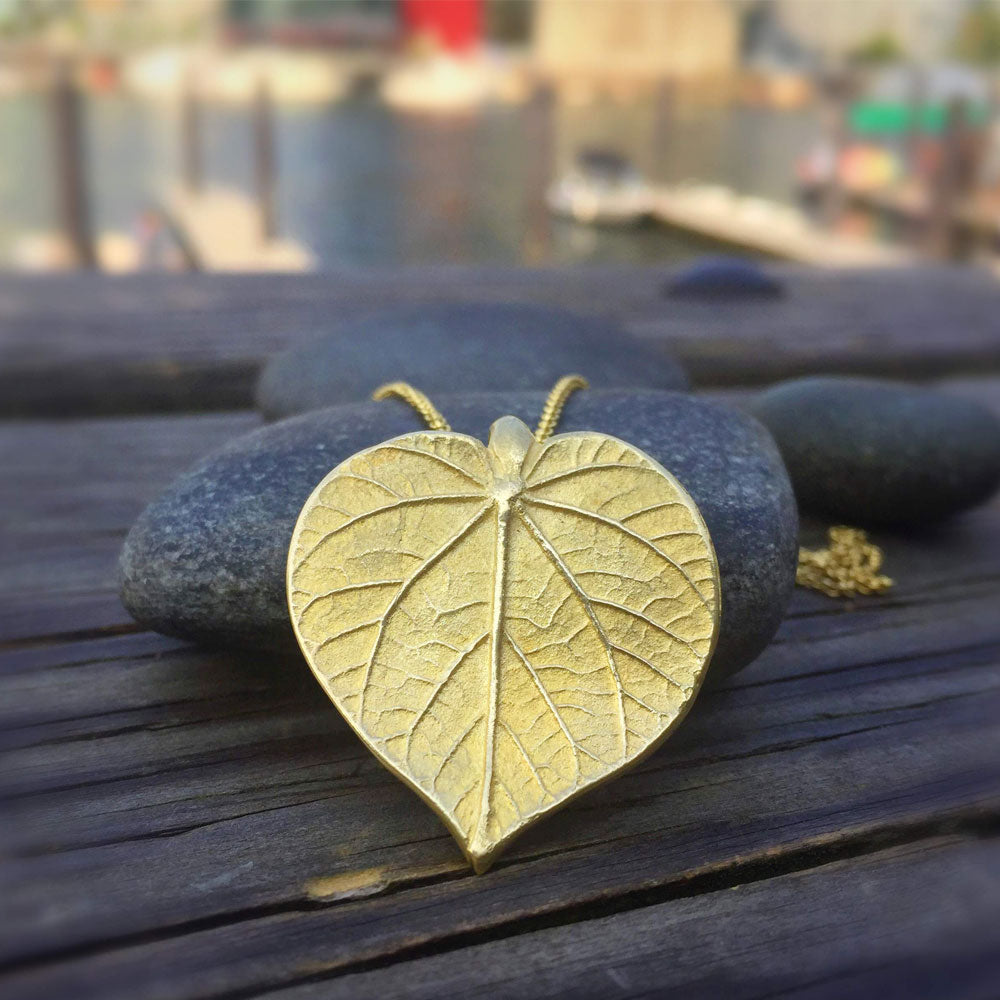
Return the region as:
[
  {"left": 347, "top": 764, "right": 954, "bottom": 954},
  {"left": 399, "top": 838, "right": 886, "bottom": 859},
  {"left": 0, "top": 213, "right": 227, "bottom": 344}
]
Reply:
[{"left": 288, "top": 415, "right": 720, "bottom": 871}]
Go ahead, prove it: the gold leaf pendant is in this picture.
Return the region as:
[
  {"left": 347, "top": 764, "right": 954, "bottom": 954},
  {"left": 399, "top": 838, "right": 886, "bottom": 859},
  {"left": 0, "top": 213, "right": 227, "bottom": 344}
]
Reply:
[{"left": 287, "top": 379, "right": 720, "bottom": 872}]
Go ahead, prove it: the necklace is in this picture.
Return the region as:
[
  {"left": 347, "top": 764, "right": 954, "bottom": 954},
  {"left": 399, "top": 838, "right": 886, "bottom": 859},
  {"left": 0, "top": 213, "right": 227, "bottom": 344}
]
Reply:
[{"left": 287, "top": 376, "right": 720, "bottom": 872}]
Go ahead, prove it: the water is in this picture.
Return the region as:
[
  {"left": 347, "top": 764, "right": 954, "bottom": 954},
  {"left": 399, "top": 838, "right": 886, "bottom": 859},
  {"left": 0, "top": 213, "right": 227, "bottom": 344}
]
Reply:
[{"left": 0, "top": 92, "right": 820, "bottom": 268}]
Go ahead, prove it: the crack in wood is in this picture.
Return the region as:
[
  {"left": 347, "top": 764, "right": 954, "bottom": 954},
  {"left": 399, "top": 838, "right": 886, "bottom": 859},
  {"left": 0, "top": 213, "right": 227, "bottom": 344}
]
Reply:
[{"left": 5, "top": 807, "right": 994, "bottom": 991}]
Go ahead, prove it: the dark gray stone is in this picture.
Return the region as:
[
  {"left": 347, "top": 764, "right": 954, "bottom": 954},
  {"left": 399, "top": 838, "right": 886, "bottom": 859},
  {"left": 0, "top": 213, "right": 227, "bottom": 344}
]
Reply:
[
  {"left": 121, "top": 390, "right": 797, "bottom": 679},
  {"left": 255, "top": 303, "right": 688, "bottom": 420},
  {"left": 667, "top": 255, "right": 784, "bottom": 300},
  {"left": 751, "top": 376, "right": 1000, "bottom": 525}
]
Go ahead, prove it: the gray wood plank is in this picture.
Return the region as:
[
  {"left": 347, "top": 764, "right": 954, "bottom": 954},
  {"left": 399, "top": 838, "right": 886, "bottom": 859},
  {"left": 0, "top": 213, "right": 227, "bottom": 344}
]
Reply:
[
  {"left": 264, "top": 837, "right": 1000, "bottom": 1000},
  {"left": 0, "top": 412, "right": 258, "bottom": 644},
  {"left": 2, "top": 266, "right": 999, "bottom": 415}
]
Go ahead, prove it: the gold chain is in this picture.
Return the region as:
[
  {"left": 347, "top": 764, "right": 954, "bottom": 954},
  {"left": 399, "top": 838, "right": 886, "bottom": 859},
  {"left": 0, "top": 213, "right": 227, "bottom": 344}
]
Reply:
[
  {"left": 373, "top": 378, "right": 892, "bottom": 598},
  {"left": 372, "top": 375, "right": 589, "bottom": 440},
  {"left": 796, "top": 526, "right": 893, "bottom": 597},
  {"left": 534, "top": 375, "right": 589, "bottom": 441},
  {"left": 372, "top": 382, "right": 451, "bottom": 431}
]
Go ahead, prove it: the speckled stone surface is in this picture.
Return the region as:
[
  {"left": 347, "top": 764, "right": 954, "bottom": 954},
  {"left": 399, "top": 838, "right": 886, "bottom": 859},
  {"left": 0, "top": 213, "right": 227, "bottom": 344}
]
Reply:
[
  {"left": 751, "top": 377, "right": 1000, "bottom": 525},
  {"left": 666, "top": 255, "right": 784, "bottom": 300},
  {"left": 120, "top": 390, "right": 797, "bottom": 679},
  {"left": 255, "top": 302, "right": 689, "bottom": 420}
]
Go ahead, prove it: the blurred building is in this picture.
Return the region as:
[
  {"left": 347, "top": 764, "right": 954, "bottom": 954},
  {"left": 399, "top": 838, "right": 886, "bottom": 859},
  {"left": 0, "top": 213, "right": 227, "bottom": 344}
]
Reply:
[
  {"left": 532, "top": 0, "right": 739, "bottom": 89},
  {"left": 400, "top": 0, "right": 482, "bottom": 53},
  {"left": 768, "top": 0, "right": 966, "bottom": 64},
  {"left": 222, "top": 0, "right": 398, "bottom": 49}
]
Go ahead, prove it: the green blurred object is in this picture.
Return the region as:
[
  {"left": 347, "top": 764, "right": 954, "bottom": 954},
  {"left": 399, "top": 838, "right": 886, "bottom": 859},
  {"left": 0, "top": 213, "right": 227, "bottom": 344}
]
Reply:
[{"left": 849, "top": 101, "right": 990, "bottom": 135}]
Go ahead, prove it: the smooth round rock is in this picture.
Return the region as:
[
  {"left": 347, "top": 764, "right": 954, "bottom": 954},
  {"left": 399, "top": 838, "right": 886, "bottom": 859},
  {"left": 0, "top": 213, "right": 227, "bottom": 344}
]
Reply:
[
  {"left": 751, "top": 377, "right": 1000, "bottom": 525},
  {"left": 121, "top": 390, "right": 797, "bottom": 679},
  {"left": 667, "top": 255, "right": 784, "bottom": 300},
  {"left": 255, "top": 303, "right": 689, "bottom": 420}
]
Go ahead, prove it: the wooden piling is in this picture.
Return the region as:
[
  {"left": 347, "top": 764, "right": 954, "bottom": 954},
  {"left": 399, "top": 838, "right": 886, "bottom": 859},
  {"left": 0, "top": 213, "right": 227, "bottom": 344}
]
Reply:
[
  {"left": 49, "top": 57, "right": 96, "bottom": 269},
  {"left": 925, "top": 98, "right": 977, "bottom": 261},
  {"left": 180, "top": 72, "right": 203, "bottom": 194},
  {"left": 253, "top": 77, "right": 277, "bottom": 242},
  {"left": 818, "top": 68, "right": 852, "bottom": 230}
]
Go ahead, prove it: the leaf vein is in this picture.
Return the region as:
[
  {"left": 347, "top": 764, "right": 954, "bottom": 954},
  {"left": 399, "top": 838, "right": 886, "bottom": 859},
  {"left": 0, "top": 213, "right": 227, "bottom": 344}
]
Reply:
[
  {"left": 515, "top": 504, "right": 628, "bottom": 759},
  {"left": 506, "top": 631, "right": 585, "bottom": 780},
  {"left": 405, "top": 632, "right": 490, "bottom": 761},
  {"left": 379, "top": 444, "right": 489, "bottom": 487},
  {"left": 360, "top": 503, "right": 493, "bottom": 719},
  {"left": 521, "top": 496, "right": 709, "bottom": 608}
]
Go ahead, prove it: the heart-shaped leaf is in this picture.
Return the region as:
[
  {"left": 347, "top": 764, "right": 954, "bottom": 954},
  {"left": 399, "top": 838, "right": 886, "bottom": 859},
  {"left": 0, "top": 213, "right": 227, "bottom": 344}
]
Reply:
[{"left": 288, "top": 416, "right": 719, "bottom": 871}]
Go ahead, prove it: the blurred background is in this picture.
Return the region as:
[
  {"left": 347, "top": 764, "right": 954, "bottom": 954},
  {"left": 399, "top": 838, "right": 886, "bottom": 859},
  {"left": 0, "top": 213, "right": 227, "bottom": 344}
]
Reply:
[{"left": 3, "top": 0, "right": 1000, "bottom": 273}]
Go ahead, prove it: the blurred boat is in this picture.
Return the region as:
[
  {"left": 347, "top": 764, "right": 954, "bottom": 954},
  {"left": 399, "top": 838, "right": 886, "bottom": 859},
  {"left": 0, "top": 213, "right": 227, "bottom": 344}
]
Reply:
[
  {"left": 124, "top": 46, "right": 351, "bottom": 104},
  {"left": 381, "top": 51, "right": 529, "bottom": 112},
  {"left": 546, "top": 150, "right": 653, "bottom": 225},
  {"left": 381, "top": 54, "right": 489, "bottom": 112}
]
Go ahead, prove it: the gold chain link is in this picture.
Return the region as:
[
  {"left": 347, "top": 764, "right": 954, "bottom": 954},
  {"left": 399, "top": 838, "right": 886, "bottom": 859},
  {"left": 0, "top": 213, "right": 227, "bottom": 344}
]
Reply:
[
  {"left": 373, "top": 375, "right": 589, "bottom": 440},
  {"left": 372, "top": 382, "right": 451, "bottom": 431},
  {"left": 374, "top": 378, "right": 892, "bottom": 598},
  {"left": 534, "top": 375, "right": 589, "bottom": 441},
  {"left": 796, "top": 526, "right": 893, "bottom": 597}
]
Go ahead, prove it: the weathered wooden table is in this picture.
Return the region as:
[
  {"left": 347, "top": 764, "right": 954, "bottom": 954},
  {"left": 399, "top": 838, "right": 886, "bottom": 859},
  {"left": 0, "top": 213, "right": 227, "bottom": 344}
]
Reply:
[{"left": 2, "top": 266, "right": 999, "bottom": 999}]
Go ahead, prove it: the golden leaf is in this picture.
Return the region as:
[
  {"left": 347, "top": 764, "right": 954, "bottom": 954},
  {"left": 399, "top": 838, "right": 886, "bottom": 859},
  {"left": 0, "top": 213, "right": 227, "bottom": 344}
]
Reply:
[{"left": 288, "top": 416, "right": 720, "bottom": 872}]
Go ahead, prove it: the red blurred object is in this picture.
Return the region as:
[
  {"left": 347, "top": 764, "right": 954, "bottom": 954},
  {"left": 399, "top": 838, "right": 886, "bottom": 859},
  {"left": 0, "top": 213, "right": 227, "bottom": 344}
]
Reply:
[
  {"left": 83, "top": 57, "right": 118, "bottom": 94},
  {"left": 400, "top": 0, "right": 482, "bottom": 52}
]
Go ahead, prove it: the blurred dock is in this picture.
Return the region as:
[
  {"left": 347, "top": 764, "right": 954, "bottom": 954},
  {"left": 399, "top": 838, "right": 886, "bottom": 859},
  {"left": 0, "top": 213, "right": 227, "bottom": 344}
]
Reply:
[
  {"left": 165, "top": 186, "right": 312, "bottom": 272},
  {"left": 650, "top": 185, "right": 913, "bottom": 267}
]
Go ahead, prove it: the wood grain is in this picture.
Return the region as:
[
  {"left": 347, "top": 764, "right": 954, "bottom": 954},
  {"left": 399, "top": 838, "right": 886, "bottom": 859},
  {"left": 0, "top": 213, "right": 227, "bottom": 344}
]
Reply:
[
  {"left": 266, "top": 837, "right": 1000, "bottom": 1000},
  {"left": 2, "top": 266, "right": 999, "bottom": 416},
  {"left": 0, "top": 413, "right": 257, "bottom": 644}
]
